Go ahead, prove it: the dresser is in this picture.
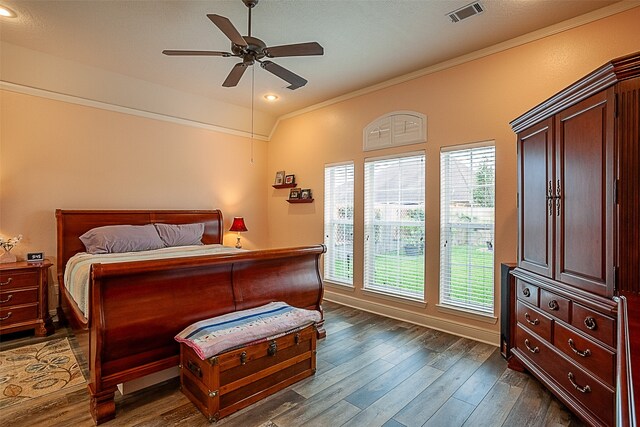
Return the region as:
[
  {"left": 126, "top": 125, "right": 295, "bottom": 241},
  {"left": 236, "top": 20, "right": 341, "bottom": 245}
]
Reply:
[
  {"left": 0, "top": 260, "right": 54, "bottom": 337},
  {"left": 509, "top": 52, "right": 640, "bottom": 427}
]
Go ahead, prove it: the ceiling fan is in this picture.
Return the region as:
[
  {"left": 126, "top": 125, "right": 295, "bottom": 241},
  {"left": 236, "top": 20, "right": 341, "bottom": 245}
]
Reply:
[{"left": 162, "top": 0, "right": 324, "bottom": 90}]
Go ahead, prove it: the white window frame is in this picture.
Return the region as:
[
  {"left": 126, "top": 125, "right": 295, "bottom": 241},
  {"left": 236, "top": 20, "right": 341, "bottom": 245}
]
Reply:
[
  {"left": 364, "top": 151, "right": 425, "bottom": 301},
  {"left": 439, "top": 141, "right": 496, "bottom": 315},
  {"left": 324, "top": 161, "right": 355, "bottom": 286}
]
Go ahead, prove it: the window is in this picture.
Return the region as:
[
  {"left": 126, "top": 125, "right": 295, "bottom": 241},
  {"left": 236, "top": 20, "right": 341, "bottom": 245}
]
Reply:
[
  {"left": 364, "top": 152, "right": 425, "bottom": 299},
  {"left": 440, "top": 143, "right": 495, "bottom": 314},
  {"left": 324, "top": 162, "right": 354, "bottom": 285}
]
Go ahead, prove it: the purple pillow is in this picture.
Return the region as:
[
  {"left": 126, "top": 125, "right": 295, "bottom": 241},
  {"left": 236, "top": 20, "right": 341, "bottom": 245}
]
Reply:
[
  {"left": 79, "top": 224, "right": 166, "bottom": 254},
  {"left": 154, "top": 223, "right": 204, "bottom": 247}
]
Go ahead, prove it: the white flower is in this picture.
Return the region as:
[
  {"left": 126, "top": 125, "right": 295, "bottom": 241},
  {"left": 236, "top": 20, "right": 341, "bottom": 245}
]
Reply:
[{"left": 0, "top": 234, "right": 22, "bottom": 252}]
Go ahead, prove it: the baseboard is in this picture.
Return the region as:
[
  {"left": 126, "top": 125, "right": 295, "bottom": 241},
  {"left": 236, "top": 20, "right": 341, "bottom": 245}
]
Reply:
[{"left": 324, "top": 290, "right": 500, "bottom": 346}]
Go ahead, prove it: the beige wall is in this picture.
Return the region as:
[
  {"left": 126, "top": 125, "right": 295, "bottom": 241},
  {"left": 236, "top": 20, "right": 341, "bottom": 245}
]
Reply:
[
  {"left": 0, "top": 90, "right": 269, "bottom": 304},
  {"left": 266, "top": 7, "right": 640, "bottom": 343}
]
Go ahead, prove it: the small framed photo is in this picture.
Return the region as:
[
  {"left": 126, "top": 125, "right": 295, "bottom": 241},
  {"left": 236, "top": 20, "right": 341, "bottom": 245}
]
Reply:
[
  {"left": 274, "top": 170, "right": 285, "bottom": 185},
  {"left": 289, "top": 188, "right": 301, "bottom": 199},
  {"left": 285, "top": 174, "right": 295, "bottom": 185},
  {"left": 301, "top": 189, "right": 312, "bottom": 199}
]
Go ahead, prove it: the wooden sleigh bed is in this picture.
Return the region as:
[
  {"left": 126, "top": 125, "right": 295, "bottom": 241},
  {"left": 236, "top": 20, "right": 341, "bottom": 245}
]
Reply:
[{"left": 55, "top": 209, "right": 326, "bottom": 424}]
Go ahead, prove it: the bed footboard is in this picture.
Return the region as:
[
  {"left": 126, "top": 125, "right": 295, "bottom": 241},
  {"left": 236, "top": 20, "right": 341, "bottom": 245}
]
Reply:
[{"left": 87, "top": 245, "right": 325, "bottom": 425}]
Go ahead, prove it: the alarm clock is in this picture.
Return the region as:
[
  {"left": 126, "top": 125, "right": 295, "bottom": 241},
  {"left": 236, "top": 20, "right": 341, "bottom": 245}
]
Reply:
[{"left": 27, "top": 252, "right": 44, "bottom": 263}]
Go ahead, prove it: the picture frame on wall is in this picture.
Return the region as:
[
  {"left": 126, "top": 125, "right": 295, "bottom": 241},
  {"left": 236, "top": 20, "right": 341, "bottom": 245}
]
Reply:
[
  {"left": 289, "top": 188, "right": 301, "bottom": 199},
  {"left": 274, "top": 171, "right": 285, "bottom": 185},
  {"left": 285, "top": 174, "right": 295, "bottom": 185},
  {"left": 301, "top": 189, "right": 312, "bottom": 199}
]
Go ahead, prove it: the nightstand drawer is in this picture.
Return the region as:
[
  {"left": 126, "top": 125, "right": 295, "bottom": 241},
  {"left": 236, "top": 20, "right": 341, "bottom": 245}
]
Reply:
[
  {"left": 554, "top": 322, "right": 614, "bottom": 387},
  {"left": 0, "top": 270, "right": 38, "bottom": 291},
  {"left": 571, "top": 303, "right": 615, "bottom": 347},
  {"left": 516, "top": 300, "right": 552, "bottom": 342},
  {"left": 0, "top": 304, "right": 39, "bottom": 327},
  {"left": 0, "top": 288, "right": 38, "bottom": 308}
]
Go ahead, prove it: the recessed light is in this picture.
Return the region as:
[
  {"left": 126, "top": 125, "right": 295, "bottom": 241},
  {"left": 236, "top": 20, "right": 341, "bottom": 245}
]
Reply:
[
  {"left": 0, "top": 5, "right": 17, "bottom": 18},
  {"left": 264, "top": 94, "right": 278, "bottom": 102}
]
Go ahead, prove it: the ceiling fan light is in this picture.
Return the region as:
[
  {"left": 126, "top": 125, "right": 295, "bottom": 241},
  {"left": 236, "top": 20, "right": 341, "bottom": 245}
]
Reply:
[
  {"left": 0, "top": 5, "right": 17, "bottom": 18},
  {"left": 264, "top": 94, "right": 278, "bottom": 101}
]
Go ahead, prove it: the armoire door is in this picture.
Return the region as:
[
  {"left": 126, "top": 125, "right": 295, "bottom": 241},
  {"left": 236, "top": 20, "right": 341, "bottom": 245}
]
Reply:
[
  {"left": 517, "top": 118, "right": 554, "bottom": 278},
  {"left": 554, "top": 89, "right": 615, "bottom": 297}
]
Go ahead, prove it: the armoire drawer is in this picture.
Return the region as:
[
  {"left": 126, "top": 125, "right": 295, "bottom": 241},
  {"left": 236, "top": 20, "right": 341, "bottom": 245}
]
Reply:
[
  {"left": 516, "top": 324, "right": 613, "bottom": 426},
  {"left": 539, "top": 289, "right": 570, "bottom": 323},
  {"left": 516, "top": 280, "right": 539, "bottom": 306},
  {"left": 571, "top": 303, "right": 615, "bottom": 347},
  {"left": 516, "top": 300, "right": 552, "bottom": 342},
  {"left": 554, "top": 322, "right": 615, "bottom": 387}
]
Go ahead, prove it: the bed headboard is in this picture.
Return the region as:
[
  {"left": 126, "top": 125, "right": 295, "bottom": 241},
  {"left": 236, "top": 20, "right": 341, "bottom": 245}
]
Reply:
[{"left": 55, "top": 209, "right": 224, "bottom": 277}]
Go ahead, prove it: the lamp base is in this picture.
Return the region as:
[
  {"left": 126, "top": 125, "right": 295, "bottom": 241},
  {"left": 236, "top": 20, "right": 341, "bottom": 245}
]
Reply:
[{"left": 235, "top": 237, "right": 242, "bottom": 249}]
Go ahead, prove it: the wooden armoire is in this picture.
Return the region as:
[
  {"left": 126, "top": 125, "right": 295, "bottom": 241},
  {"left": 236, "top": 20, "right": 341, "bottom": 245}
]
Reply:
[{"left": 509, "top": 52, "right": 639, "bottom": 426}]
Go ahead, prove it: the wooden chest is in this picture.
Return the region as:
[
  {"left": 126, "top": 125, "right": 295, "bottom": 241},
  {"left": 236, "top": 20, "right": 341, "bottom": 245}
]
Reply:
[{"left": 179, "top": 324, "right": 317, "bottom": 422}]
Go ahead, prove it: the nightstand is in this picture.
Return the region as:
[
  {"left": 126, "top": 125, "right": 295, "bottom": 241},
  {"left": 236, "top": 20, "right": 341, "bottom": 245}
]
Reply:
[{"left": 0, "top": 260, "right": 54, "bottom": 337}]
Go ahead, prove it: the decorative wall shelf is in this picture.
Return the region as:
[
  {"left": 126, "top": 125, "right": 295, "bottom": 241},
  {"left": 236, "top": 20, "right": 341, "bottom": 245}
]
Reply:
[
  {"left": 272, "top": 183, "right": 297, "bottom": 189},
  {"left": 287, "top": 199, "right": 314, "bottom": 204}
]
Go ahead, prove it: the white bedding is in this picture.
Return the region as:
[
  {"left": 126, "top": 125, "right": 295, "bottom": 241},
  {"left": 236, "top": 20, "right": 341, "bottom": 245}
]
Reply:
[{"left": 63, "top": 244, "right": 242, "bottom": 318}]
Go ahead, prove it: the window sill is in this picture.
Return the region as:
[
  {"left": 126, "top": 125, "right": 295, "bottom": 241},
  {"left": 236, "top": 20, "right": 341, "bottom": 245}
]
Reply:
[
  {"left": 435, "top": 304, "right": 497, "bottom": 324},
  {"left": 362, "top": 288, "right": 426, "bottom": 308},
  {"left": 325, "top": 280, "right": 355, "bottom": 291}
]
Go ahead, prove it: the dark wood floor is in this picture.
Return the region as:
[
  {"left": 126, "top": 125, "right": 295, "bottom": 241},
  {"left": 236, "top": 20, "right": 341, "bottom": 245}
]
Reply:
[{"left": 0, "top": 301, "right": 585, "bottom": 427}]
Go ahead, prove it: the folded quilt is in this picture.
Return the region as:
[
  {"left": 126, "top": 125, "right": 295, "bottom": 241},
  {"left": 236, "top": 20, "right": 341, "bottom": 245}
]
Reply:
[{"left": 175, "top": 301, "right": 321, "bottom": 360}]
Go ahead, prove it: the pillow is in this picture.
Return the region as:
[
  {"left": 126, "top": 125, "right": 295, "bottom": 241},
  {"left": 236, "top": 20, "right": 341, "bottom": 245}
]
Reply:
[
  {"left": 154, "top": 222, "right": 205, "bottom": 247},
  {"left": 79, "top": 224, "right": 166, "bottom": 254}
]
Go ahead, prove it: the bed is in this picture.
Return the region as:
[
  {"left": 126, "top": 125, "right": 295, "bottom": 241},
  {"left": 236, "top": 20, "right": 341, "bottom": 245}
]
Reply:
[{"left": 55, "top": 209, "right": 326, "bottom": 425}]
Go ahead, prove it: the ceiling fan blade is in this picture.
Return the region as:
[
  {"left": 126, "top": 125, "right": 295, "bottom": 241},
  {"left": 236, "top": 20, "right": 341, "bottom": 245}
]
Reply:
[
  {"left": 162, "top": 50, "right": 232, "bottom": 57},
  {"left": 264, "top": 42, "right": 324, "bottom": 58},
  {"left": 223, "top": 62, "right": 249, "bottom": 87},
  {"left": 260, "top": 61, "right": 308, "bottom": 90},
  {"left": 207, "top": 14, "right": 247, "bottom": 47}
]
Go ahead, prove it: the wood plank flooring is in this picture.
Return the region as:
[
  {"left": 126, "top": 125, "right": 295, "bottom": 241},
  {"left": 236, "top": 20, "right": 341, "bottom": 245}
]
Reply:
[{"left": 0, "top": 301, "right": 585, "bottom": 427}]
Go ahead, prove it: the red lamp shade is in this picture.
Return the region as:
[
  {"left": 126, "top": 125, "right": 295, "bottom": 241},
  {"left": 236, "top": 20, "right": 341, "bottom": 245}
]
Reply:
[{"left": 229, "top": 217, "right": 248, "bottom": 232}]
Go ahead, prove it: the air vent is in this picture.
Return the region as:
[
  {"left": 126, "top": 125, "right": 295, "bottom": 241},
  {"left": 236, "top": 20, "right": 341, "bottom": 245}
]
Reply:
[{"left": 448, "top": 2, "right": 484, "bottom": 23}]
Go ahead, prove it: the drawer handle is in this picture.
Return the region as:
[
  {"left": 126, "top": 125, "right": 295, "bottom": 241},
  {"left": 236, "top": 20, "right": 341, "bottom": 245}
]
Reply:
[
  {"left": 0, "top": 311, "right": 12, "bottom": 321},
  {"left": 240, "top": 351, "right": 247, "bottom": 365},
  {"left": 584, "top": 316, "right": 597, "bottom": 331},
  {"left": 547, "top": 300, "right": 559, "bottom": 310},
  {"left": 522, "top": 287, "right": 531, "bottom": 298},
  {"left": 0, "top": 278, "right": 12, "bottom": 286},
  {"left": 0, "top": 294, "right": 13, "bottom": 304},
  {"left": 185, "top": 359, "right": 202, "bottom": 378},
  {"left": 567, "top": 372, "right": 591, "bottom": 393},
  {"left": 524, "top": 313, "right": 540, "bottom": 326},
  {"left": 568, "top": 339, "right": 591, "bottom": 357},
  {"left": 524, "top": 338, "right": 539, "bottom": 354}
]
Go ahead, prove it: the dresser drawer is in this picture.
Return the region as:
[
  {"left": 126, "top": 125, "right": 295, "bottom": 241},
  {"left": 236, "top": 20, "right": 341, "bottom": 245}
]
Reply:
[
  {"left": 0, "top": 270, "right": 38, "bottom": 291},
  {"left": 554, "top": 322, "right": 614, "bottom": 387},
  {"left": 539, "top": 289, "right": 570, "bottom": 323},
  {"left": 0, "top": 288, "right": 39, "bottom": 308},
  {"left": 571, "top": 303, "right": 615, "bottom": 347},
  {"left": 0, "top": 304, "right": 39, "bottom": 327},
  {"left": 516, "top": 300, "right": 552, "bottom": 342},
  {"left": 516, "top": 280, "right": 539, "bottom": 306},
  {"left": 516, "top": 324, "right": 613, "bottom": 426}
]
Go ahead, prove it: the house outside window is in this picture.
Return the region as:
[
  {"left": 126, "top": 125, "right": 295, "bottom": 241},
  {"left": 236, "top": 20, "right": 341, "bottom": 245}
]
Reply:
[
  {"left": 440, "top": 143, "right": 495, "bottom": 314},
  {"left": 364, "top": 152, "right": 425, "bottom": 300},
  {"left": 324, "top": 162, "right": 355, "bottom": 285}
]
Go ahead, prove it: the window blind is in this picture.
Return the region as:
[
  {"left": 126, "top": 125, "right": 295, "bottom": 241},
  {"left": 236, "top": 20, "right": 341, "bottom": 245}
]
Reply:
[
  {"left": 364, "top": 153, "right": 425, "bottom": 299},
  {"left": 324, "top": 162, "right": 354, "bottom": 285},
  {"left": 440, "top": 144, "right": 495, "bottom": 313}
]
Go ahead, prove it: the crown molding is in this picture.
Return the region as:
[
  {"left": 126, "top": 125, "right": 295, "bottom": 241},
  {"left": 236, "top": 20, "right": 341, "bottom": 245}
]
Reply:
[{"left": 0, "top": 81, "right": 270, "bottom": 141}]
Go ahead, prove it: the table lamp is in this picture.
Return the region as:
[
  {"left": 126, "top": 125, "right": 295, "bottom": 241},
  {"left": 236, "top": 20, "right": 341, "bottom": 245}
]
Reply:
[{"left": 229, "top": 217, "right": 248, "bottom": 249}]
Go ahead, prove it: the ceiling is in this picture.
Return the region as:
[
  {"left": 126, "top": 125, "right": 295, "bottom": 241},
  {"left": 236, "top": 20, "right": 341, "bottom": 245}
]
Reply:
[{"left": 0, "top": 0, "right": 625, "bottom": 118}]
